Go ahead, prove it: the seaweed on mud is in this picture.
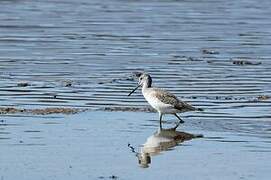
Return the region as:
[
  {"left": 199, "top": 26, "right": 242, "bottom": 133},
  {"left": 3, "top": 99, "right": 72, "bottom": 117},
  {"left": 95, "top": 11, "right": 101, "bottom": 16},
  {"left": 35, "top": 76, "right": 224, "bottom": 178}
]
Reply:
[
  {"left": 256, "top": 95, "right": 270, "bottom": 101},
  {"left": 207, "top": 59, "right": 262, "bottom": 66},
  {"left": 98, "top": 175, "right": 118, "bottom": 179},
  {"left": 0, "top": 107, "right": 24, "bottom": 114},
  {"left": 0, "top": 107, "right": 83, "bottom": 115},
  {"left": 186, "top": 57, "right": 203, "bottom": 61},
  {"left": 102, "top": 106, "right": 155, "bottom": 112},
  {"left": 62, "top": 80, "right": 73, "bottom": 87},
  {"left": 202, "top": 49, "right": 220, "bottom": 55},
  {"left": 17, "top": 82, "right": 30, "bottom": 87},
  {"left": 169, "top": 56, "right": 203, "bottom": 63},
  {"left": 232, "top": 59, "right": 262, "bottom": 65}
]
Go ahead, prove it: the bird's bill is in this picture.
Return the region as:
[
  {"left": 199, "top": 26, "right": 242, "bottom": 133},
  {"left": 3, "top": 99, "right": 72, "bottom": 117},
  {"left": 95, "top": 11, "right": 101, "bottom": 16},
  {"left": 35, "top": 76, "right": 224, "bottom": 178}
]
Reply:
[{"left": 128, "top": 85, "right": 140, "bottom": 96}]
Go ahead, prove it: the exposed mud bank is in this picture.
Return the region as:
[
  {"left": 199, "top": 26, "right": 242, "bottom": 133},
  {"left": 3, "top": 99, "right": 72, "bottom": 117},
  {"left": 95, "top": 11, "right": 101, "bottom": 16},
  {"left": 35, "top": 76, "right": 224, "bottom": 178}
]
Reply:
[{"left": 0, "top": 107, "right": 84, "bottom": 115}]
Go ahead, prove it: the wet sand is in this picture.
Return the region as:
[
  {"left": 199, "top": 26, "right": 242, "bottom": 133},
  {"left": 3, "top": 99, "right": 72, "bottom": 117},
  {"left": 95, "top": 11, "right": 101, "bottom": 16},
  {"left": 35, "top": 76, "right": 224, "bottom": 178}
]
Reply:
[
  {"left": 1, "top": 0, "right": 271, "bottom": 179},
  {"left": 1, "top": 111, "right": 271, "bottom": 180}
]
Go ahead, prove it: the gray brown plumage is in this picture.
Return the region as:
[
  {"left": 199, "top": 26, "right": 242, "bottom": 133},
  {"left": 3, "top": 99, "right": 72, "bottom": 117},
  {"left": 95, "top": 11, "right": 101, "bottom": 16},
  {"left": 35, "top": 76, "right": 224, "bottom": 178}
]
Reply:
[{"left": 128, "top": 73, "right": 203, "bottom": 129}]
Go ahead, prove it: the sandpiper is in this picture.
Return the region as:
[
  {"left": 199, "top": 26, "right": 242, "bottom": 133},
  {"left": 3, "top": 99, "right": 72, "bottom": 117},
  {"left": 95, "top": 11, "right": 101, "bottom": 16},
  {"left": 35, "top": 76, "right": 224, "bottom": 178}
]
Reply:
[{"left": 128, "top": 73, "right": 202, "bottom": 129}]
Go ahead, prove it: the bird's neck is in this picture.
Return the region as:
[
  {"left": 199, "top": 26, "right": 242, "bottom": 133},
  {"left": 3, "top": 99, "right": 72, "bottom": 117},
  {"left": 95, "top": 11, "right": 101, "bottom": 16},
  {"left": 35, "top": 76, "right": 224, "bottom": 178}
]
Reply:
[{"left": 142, "top": 82, "right": 151, "bottom": 92}]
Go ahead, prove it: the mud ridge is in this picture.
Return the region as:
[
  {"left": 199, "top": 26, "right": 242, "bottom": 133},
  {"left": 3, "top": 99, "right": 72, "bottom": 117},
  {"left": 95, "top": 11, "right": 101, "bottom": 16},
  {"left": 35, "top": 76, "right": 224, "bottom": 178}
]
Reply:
[{"left": 0, "top": 107, "right": 85, "bottom": 115}]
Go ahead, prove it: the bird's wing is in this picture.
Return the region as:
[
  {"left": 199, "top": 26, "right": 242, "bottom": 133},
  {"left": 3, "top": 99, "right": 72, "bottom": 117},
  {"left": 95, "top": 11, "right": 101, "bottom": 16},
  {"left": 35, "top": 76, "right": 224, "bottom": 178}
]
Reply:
[
  {"left": 153, "top": 88, "right": 197, "bottom": 111},
  {"left": 175, "top": 100, "right": 197, "bottom": 111},
  {"left": 152, "top": 88, "right": 179, "bottom": 106}
]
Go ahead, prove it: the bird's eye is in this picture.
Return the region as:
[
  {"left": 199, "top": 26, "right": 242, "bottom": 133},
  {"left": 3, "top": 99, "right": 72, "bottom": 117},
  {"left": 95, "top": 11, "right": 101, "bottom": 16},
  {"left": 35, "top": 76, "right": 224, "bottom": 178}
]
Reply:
[{"left": 139, "top": 77, "right": 142, "bottom": 81}]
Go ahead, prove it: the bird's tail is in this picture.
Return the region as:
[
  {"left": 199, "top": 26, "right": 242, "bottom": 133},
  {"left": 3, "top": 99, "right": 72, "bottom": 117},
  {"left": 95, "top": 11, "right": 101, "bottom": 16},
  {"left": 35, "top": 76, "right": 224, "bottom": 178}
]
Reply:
[
  {"left": 196, "top": 107, "right": 204, "bottom": 111},
  {"left": 193, "top": 134, "right": 204, "bottom": 138},
  {"left": 176, "top": 102, "right": 204, "bottom": 112}
]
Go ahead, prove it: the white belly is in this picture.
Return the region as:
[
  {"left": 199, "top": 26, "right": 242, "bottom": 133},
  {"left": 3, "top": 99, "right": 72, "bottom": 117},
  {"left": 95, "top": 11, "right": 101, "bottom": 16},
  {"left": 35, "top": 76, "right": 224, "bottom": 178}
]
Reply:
[{"left": 143, "top": 93, "right": 179, "bottom": 114}]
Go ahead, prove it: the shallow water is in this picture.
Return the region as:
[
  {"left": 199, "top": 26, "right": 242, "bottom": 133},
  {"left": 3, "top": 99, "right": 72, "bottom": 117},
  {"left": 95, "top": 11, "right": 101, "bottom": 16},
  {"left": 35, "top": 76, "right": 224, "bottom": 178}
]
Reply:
[
  {"left": 1, "top": 112, "right": 271, "bottom": 180},
  {"left": 0, "top": 0, "right": 271, "bottom": 179}
]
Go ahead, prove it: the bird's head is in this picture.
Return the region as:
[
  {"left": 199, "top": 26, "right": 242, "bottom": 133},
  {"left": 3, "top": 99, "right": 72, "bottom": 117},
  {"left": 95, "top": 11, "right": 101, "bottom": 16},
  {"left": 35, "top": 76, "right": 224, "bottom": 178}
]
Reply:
[
  {"left": 128, "top": 73, "right": 152, "bottom": 96},
  {"left": 138, "top": 73, "right": 152, "bottom": 87}
]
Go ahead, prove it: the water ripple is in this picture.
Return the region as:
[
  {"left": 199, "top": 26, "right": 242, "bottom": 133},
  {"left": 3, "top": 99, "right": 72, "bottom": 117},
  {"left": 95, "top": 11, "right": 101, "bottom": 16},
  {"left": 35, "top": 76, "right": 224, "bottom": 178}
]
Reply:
[{"left": 0, "top": 0, "right": 270, "bottom": 123}]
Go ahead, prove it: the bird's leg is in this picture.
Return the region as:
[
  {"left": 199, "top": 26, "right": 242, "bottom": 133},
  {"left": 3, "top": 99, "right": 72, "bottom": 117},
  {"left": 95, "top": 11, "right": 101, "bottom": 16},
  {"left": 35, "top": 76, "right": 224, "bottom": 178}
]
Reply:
[
  {"left": 172, "top": 120, "right": 181, "bottom": 130},
  {"left": 173, "top": 114, "right": 184, "bottom": 129},
  {"left": 159, "top": 113, "right": 163, "bottom": 130}
]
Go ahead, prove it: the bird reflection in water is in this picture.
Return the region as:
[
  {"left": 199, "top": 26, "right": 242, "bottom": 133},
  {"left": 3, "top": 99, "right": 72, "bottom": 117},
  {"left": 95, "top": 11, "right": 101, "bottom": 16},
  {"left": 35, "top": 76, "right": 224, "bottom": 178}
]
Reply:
[{"left": 129, "top": 128, "right": 203, "bottom": 168}]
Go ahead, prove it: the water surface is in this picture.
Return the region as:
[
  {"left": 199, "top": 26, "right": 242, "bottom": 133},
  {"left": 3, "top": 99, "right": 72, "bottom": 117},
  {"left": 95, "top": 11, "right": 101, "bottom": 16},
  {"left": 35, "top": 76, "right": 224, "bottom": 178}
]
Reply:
[
  {"left": 0, "top": 0, "right": 270, "bottom": 119},
  {"left": 1, "top": 112, "right": 271, "bottom": 180},
  {"left": 0, "top": 0, "right": 271, "bottom": 179}
]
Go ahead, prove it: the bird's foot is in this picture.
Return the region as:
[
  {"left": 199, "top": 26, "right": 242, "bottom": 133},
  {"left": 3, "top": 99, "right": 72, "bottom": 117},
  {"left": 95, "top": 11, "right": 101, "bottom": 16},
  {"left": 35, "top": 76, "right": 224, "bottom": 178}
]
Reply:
[{"left": 179, "top": 119, "right": 185, "bottom": 124}]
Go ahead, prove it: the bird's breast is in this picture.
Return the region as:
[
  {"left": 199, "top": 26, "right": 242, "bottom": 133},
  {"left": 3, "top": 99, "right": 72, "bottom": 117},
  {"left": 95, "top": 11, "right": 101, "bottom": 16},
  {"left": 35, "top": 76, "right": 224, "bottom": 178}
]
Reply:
[{"left": 143, "top": 91, "right": 176, "bottom": 113}]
